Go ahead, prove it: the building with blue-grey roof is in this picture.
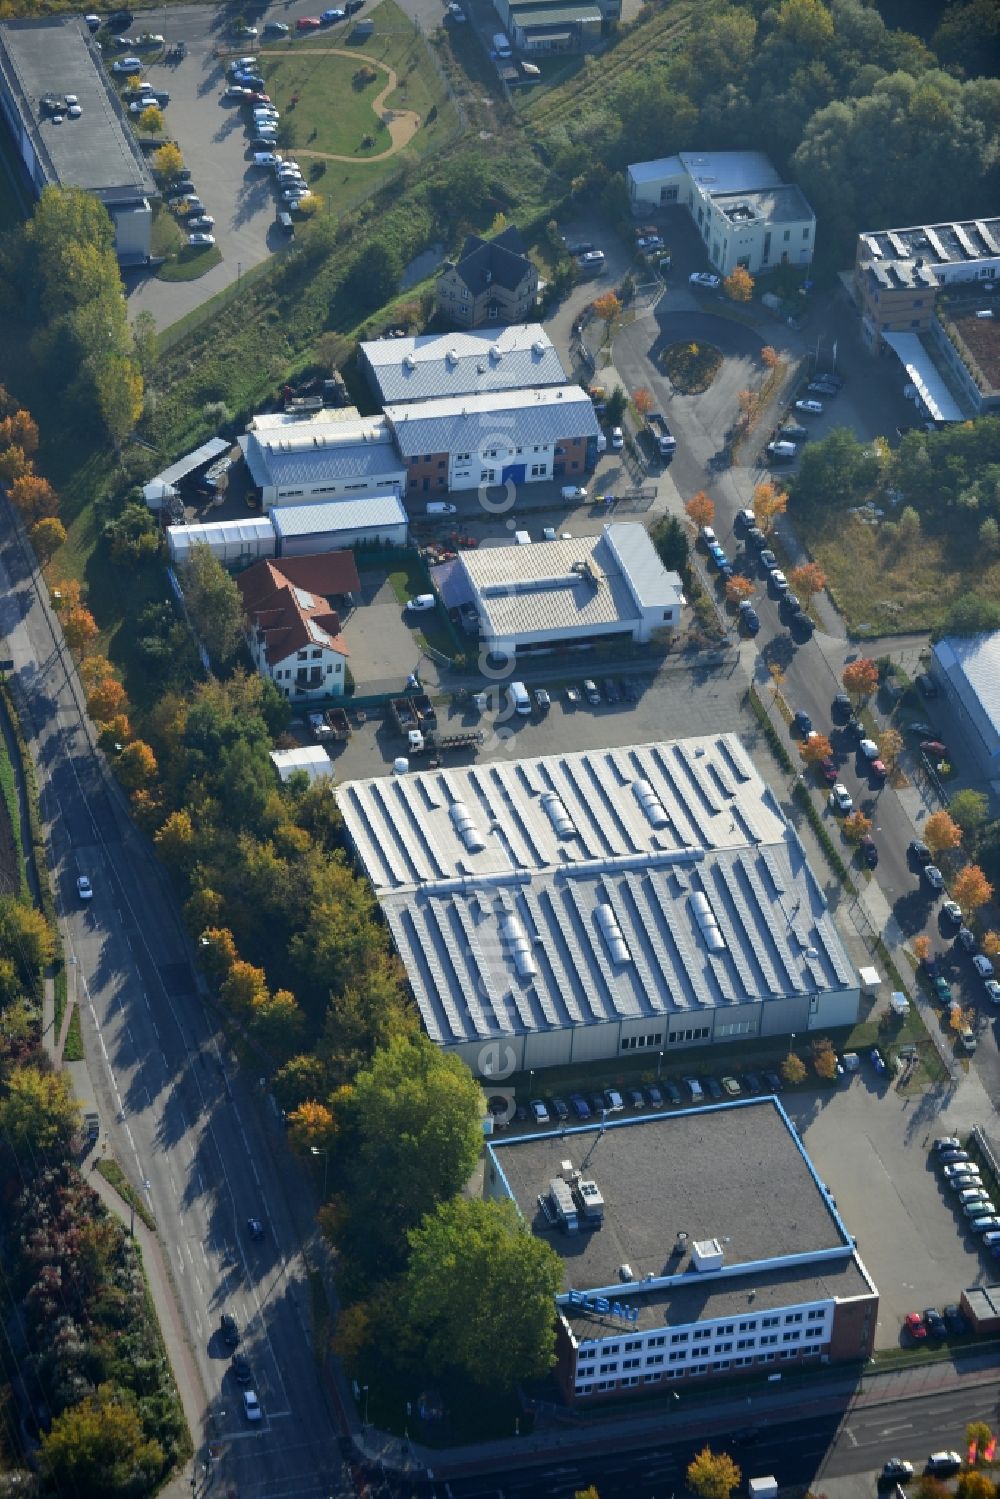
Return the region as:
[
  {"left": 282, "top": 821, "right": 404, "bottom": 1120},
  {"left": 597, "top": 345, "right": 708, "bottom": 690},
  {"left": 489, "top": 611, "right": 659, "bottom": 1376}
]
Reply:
[
  {"left": 485, "top": 1100, "right": 877, "bottom": 1404},
  {"left": 384, "top": 384, "right": 599, "bottom": 495},
  {"left": 239, "top": 412, "right": 406, "bottom": 511},
  {"left": 271, "top": 494, "right": 408, "bottom": 554},
  {"left": 931, "top": 631, "right": 1000, "bottom": 782},
  {"left": 337, "top": 734, "right": 861, "bottom": 1079},
  {"left": 359, "top": 324, "right": 567, "bottom": 406}
]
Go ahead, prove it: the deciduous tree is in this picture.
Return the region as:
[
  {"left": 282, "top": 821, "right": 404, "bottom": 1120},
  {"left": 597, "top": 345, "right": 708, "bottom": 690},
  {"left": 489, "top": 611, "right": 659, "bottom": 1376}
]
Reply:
[
  {"left": 841, "top": 657, "right": 878, "bottom": 704},
  {"left": 924, "top": 810, "right": 963, "bottom": 856},
  {"left": 38, "top": 1383, "right": 165, "bottom": 1497},
  {"left": 220, "top": 958, "right": 268, "bottom": 1016},
  {"left": 86, "top": 675, "right": 128, "bottom": 723},
  {"left": 30, "top": 516, "right": 65, "bottom": 564},
  {"left": 956, "top": 1474, "right": 994, "bottom": 1499},
  {"left": 153, "top": 809, "right": 197, "bottom": 873},
  {"left": 0, "top": 895, "right": 56, "bottom": 978},
  {"left": 981, "top": 931, "right": 1000, "bottom": 959},
  {"left": 752, "top": 480, "right": 787, "bottom": 534},
  {"left": 949, "top": 790, "right": 988, "bottom": 836},
  {"left": 812, "top": 1038, "right": 838, "bottom": 1079},
  {"left": 780, "top": 1052, "right": 806, "bottom": 1085},
  {"left": 94, "top": 355, "right": 144, "bottom": 451},
  {"left": 180, "top": 543, "right": 245, "bottom": 668},
  {"left": 138, "top": 105, "right": 163, "bottom": 134},
  {"left": 62, "top": 605, "right": 98, "bottom": 656},
  {"left": 724, "top": 266, "right": 754, "bottom": 302},
  {"left": 0, "top": 409, "right": 39, "bottom": 456},
  {"left": 151, "top": 141, "right": 183, "bottom": 178},
  {"left": 333, "top": 1301, "right": 372, "bottom": 1365},
  {"left": 592, "top": 292, "right": 622, "bottom": 330},
  {"left": 952, "top": 865, "right": 992, "bottom": 915},
  {"left": 632, "top": 387, "right": 654, "bottom": 417},
  {"left": 685, "top": 491, "right": 715, "bottom": 530},
  {"left": 687, "top": 1446, "right": 742, "bottom": 1499},
  {"left": 401, "top": 1198, "right": 563, "bottom": 1388},
  {"left": 842, "top": 809, "right": 872, "bottom": 843},
  {"left": 949, "top": 1003, "right": 974, "bottom": 1034},
  {"left": 788, "top": 561, "right": 827, "bottom": 606},
  {"left": 913, "top": 935, "right": 931, "bottom": 963},
  {"left": 9, "top": 473, "right": 57, "bottom": 523},
  {"left": 799, "top": 732, "right": 833, "bottom": 765},
  {"left": 877, "top": 727, "right": 903, "bottom": 770},
  {"left": 0, "top": 445, "right": 31, "bottom": 483},
  {"left": 761, "top": 345, "right": 781, "bottom": 369},
  {"left": 199, "top": 926, "right": 238, "bottom": 985},
  {"left": 0, "top": 1066, "right": 78, "bottom": 1159},
  {"left": 288, "top": 1098, "right": 337, "bottom": 1155},
  {"left": 115, "top": 738, "right": 157, "bottom": 790},
  {"left": 725, "top": 575, "right": 755, "bottom": 605}
]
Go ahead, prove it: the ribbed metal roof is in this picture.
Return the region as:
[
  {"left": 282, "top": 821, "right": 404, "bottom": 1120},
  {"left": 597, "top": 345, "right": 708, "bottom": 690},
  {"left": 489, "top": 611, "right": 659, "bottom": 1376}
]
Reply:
[
  {"left": 270, "top": 493, "right": 407, "bottom": 536},
  {"left": 385, "top": 385, "right": 598, "bottom": 459},
  {"left": 361, "top": 324, "right": 567, "bottom": 405},
  {"left": 337, "top": 735, "right": 857, "bottom": 1046}
]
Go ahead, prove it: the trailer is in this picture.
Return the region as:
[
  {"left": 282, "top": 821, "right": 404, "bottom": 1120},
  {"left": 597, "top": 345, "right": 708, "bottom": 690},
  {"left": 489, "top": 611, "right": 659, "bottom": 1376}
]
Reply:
[
  {"left": 324, "top": 707, "right": 352, "bottom": 741},
  {"left": 308, "top": 711, "right": 332, "bottom": 739},
  {"left": 390, "top": 697, "right": 418, "bottom": 733},
  {"left": 412, "top": 693, "right": 437, "bottom": 730},
  {"left": 429, "top": 730, "right": 484, "bottom": 752}
]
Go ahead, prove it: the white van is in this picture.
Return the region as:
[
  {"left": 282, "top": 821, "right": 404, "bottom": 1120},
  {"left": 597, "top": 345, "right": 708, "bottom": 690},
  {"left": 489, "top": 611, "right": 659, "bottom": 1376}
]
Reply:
[
  {"left": 426, "top": 501, "right": 457, "bottom": 515},
  {"left": 508, "top": 681, "right": 531, "bottom": 715},
  {"left": 513, "top": 530, "right": 531, "bottom": 545},
  {"left": 492, "top": 31, "right": 512, "bottom": 56}
]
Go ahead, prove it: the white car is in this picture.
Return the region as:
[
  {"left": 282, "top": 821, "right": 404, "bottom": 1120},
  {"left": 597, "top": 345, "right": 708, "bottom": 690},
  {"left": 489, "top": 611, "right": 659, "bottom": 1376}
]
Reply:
[
  {"left": 610, "top": 426, "right": 624, "bottom": 450},
  {"left": 924, "top": 865, "right": 944, "bottom": 890},
  {"left": 943, "top": 1162, "right": 981, "bottom": 1181},
  {"left": 700, "top": 526, "right": 717, "bottom": 547},
  {"left": 187, "top": 216, "right": 215, "bottom": 231},
  {"left": 829, "top": 783, "right": 853, "bottom": 814},
  {"left": 942, "top": 899, "right": 963, "bottom": 923},
  {"left": 281, "top": 188, "right": 309, "bottom": 203},
  {"left": 958, "top": 1186, "right": 990, "bottom": 1205},
  {"left": 858, "top": 738, "right": 879, "bottom": 760},
  {"left": 65, "top": 94, "right": 82, "bottom": 117},
  {"left": 253, "top": 152, "right": 281, "bottom": 167},
  {"left": 112, "top": 55, "right": 143, "bottom": 71},
  {"left": 604, "top": 1089, "right": 624, "bottom": 1111},
  {"left": 77, "top": 875, "right": 93, "bottom": 901},
  {"left": 229, "top": 55, "right": 258, "bottom": 72},
  {"left": 972, "top": 954, "right": 994, "bottom": 978},
  {"left": 242, "top": 1390, "right": 262, "bottom": 1422},
  {"left": 795, "top": 399, "right": 824, "bottom": 414},
  {"left": 187, "top": 233, "right": 216, "bottom": 247},
  {"left": 985, "top": 979, "right": 1000, "bottom": 1004},
  {"left": 405, "top": 594, "right": 436, "bottom": 612},
  {"left": 136, "top": 31, "right": 164, "bottom": 44},
  {"left": 224, "top": 85, "right": 252, "bottom": 99},
  {"left": 689, "top": 272, "right": 721, "bottom": 289}
]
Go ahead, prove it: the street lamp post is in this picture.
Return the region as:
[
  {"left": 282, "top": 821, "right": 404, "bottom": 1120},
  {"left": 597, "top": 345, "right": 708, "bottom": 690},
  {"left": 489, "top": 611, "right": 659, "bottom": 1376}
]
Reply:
[
  {"left": 362, "top": 1384, "right": 370, "bottom": 1429},
  {"left": 310, "top": 1145, "right": 329, "bottom": 1198},
  {"left": 657, "top": 1049, "right": 664, "bottom": 1080}
]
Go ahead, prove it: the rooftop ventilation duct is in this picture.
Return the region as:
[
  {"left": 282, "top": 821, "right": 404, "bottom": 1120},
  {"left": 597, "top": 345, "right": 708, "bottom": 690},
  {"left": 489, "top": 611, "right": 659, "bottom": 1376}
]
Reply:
[
  {"left": 449, "top": 800, "right": 486, "bottom": 852},
  {"left": 540, "top": 790, "right": 575, "bottom": 838},
  {"left": 632, "top": 778, "right": 669, "bottom": 828},
  {"left": 403, "top": 354, "right": 416, "bottom": 370},
  {"left": 595, "top": 903, "right": 631, "bottom": 964},
  {"left": 501, "top": 913, "right": 538, "bottom": 978},
  {"left": 489, "top": 344, "right": 501, "bottom": 361},
  {"left": 532, "top": 339, "right": 546, "bottom": 356},
  {"left": 446, "top": 349, "right": 459, "bottom": 366},
  {"left": 690, "top": 891, "right": 725, "bottom": 952}
]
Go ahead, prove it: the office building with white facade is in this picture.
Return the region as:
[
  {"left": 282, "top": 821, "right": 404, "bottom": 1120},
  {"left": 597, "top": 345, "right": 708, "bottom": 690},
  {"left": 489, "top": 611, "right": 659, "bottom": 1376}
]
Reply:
[
  {"left": 627, "top": 152, "right": 815, "bottom": 277},
  {"left": 383, "top": 385, "right": 599, "bottom": 496},
  {"left": 433, "top": 523, "right": 683, "bottom": 657},
  {"left": 487, "top": 1100, "right": 878, "bottom": 1403},
  {"left": 337, "top": 734, "right": 860, "bottom": 1079}
]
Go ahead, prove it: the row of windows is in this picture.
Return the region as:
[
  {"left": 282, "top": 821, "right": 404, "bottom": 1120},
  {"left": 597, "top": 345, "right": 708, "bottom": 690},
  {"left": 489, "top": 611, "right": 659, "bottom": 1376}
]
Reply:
[
  {"left": 576, "top": 1346, "right": 826, "bottom": 1394},
  {"left": 273, "top": 660, "right": 341, "bottom": 681},
  {"left": 667, "top": 1027, "right": 711, "bottom": 1044},
  {"left": 579, "top": 1312, "right": 829, "bottom": 1366},
  {"left": 621, "top": 1033, "right": 664, "bottom": 1051}
]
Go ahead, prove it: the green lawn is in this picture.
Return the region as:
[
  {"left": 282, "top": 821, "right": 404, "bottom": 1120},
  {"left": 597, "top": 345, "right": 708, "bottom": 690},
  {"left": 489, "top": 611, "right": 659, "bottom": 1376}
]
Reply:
[
  {"left": 256, "top": 0, "right": 457, "bottom": 213},
  {"left": 157, "top": 242, "right": 223, "bottom": 281}
]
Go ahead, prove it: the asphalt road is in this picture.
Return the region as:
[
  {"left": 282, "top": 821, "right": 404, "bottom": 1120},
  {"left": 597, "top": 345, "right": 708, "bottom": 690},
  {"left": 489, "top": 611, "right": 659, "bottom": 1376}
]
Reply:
[{"left": 0, "top": 504, "right": 350, "bottom": 1499}]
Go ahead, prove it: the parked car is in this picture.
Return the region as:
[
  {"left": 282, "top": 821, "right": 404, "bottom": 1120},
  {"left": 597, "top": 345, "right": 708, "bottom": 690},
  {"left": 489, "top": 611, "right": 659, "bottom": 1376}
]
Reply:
[
  {"left": 230, "top": 1353, "right": 253, "bottom": 1384},
  {"left": 909, "top": 839, "right": 932, "bottom": 865},
  {"left": 859, "top": 835, "right": 878, "bottom": 868},
  {"left": 626, "top": 1088, "right": 645, "bottom": 1109},
  {"left": 933, "top": 1136, "right": 962, "bottom": 1152},
  {"left": 77, "top": 874, "right": 93, "bottom": 901},
  {"left": 942, "top": 900, "right": 963, "bottom": 924},
  {"left": 582, "top": 679, "right": 601, "bottom": 706},
  {"left": 922, "top": 1308, "right": 947, "bottom": 1339},
  {"left": 662, "top": 1081, "right": 682, "bottom": 1105},
  {"left": 944, "top": 1305, "right": 969, "bottom": 1337},
  {"left": 738, "top": 602, "right": 760, "bottom": 636},
  {"left": 923, "top": 864, "right": 944, "bottom": 890},
  {"left": 925, "top": 1455, "right": 961, "bottom": 1476},
  {"left": 869, "top": 1046, "right": 886, "bottom": 1075},
  {"left": 985, "top": 979, "right": 1000, "bottom": 1004},
  {"left": 111, "top": 55, "right": 142, "bottom": 71},
  {"left": 321, "top": 6, "right": 346, "bottom": 18},
  {"left": 792, "top": 709, "right": 812, "bottom": 735},
  {"left": 904, "top": 1312, "right": 926, "bottom": 1340},
  {"left": 187, "top": 233, "right": 216, "bottom": 247},
  {"left": 187, "top": 215, "right": 214, "bottom": 231},
  {"left": 578, "top": 250, "right": 606, "bottom": 269},
  {"left": 721, "top": 1076, "right": 741, "bottom": 1097},
  {"left": 943, "top": 1161, "right": 979, "bottom": 1180},
  {"left": 569, "top": 1093, "right": 591, "bottom": 1120},
  {"left": 263, "top": 18, "right": 290, "bottom": 32},
  {"left": 242, "top": 1390, "right": 262, "bottom": 1423},
  {"left": 973, "top": 954, "right": 994, "bottom": 978},
  {"left": 220, "top": 1312, "right": 240, "bottom": 1347},
  {"left": 920, "top": 740, "right": 948, "bottom": 758},
  {"left": 881, "top": 1461, "right": 915, "bottom": 1483},
  {"left": 956, "top": 927, "right": 977, "bottom": 953},
  {"left": 604, "top": 1088, "right": 624, "bottom": 1111},
  {"left": 742, "top": 1072, "right": 762, "bottom": 1095},
  {"left": 689, "top": 272, "right": 721, "bottom": 289},
  {"left": 704, "top": 1077, "right": 723, "bottom": 1101},
  {"left": 795, "top": 399, "right": 824, "bottom": 415},
  {"left": 529, "top": 1098, "right": 549, "bottom": 1124},
  {"left": 829, "top": 783, "right": 853, "bottom": 814},
  {"left": 550, "top": 1096, "right": 570, "bottom": 1122},
  {"left": 762, "top": 1070, "right": 782, "bottom": 1093},
  {"left": 645, "top": 1085, "right": 664, "bottom": 1108}
]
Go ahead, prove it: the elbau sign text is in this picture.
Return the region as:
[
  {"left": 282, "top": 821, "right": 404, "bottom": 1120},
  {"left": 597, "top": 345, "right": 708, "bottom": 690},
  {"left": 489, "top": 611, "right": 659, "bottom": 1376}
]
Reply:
[{"left": 567, "top": 1289, "right": 639, "bottom": 1323}]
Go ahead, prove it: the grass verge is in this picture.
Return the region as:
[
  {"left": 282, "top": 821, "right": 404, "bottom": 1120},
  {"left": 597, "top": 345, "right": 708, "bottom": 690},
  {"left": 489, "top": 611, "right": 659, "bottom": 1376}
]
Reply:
[
  {"left": 306, "top": 1259, "right": 332, "bottom": 1365},
  {"left": 157, "top": 244, "right": 223, "bottom": 281},
  {"left": 63, "top": 1002, "right": 84, "bottom": 1062},
  {"left": 0, "top": 726, "right": 27, "bottom": 898},
  {"left": 97, "top": 1157, "right": 157, "bottom": 1232},
  {"left": 53, "top": 964, "right": 67, "bottom": 1044}
]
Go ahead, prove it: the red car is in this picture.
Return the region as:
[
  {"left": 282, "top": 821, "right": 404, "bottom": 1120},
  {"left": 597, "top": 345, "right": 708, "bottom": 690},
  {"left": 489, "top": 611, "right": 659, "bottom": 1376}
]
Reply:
[
  {"left": 920, "top": 740, "right": 948, "bottom": 757},
  {"left": 248, "top": 91, "right": 271, "bottom": 103},
  {"left": 817, "top": 756, "right": 838, "bottom": 785},
  {"left": 905, "top": 1312, "right": 927, "bottom": 1340},
  {"left": 296, "top": 14, "right": 321, "bottom": 27},
  {"left": 870, "top": 758, "right": 887, "bottom": 780}
]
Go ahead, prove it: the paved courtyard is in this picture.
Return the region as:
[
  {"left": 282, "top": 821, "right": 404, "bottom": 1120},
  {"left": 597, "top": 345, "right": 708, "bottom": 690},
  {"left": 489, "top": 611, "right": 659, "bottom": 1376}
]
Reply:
[{"left": 340, "top": 570, "right": 425, "bottom": 690}]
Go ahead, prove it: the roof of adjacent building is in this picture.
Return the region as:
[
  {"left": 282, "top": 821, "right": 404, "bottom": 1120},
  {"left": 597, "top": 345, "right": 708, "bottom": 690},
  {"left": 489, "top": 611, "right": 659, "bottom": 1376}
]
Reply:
[
  {"left": 152, "top": 438, "right": 231, "bottom": 493},
  {"left": 0, "top": 17, "right": 155, "bottom": 198},
  {"left": 167, "top": 517, "right": 275, "bottom": 552},
  {"left": 858, "top": 218, "right": 1000, "bottom": 270},
  {"left": 270, "top": 745, "right": 334, "bottom": 785},
  {"left": 627, "top": 153, "right": 814, "bottom": 226},
  {"left": 933, "top": 632, "right": 1000, "bottom": 757},
  {"left": 247, "top": 407, "right": 363, "bottom": 434},
  {"left": 240, "top": 418, "right": 405, "bottom": 490},
  {"left": 881, "top": 333, "right": 965, "bottom": 423},
  {"left": 385, "top": 384, "right": 598, "bottom": 459},
  {"left": 337, "top": 734, "right": 857, "bottom": 1048},
  {"left": 445, "top": 523, "right": 682, "bottom": 641},
  {"left": 270, "top": 493, "right": 408, "bottom": 538},
  {"left": 963, "top": 1284, "right": 1000, "bottom": 1322},
  {"left": 680, "top": 151, "right": 782, "bottom": 196},
  {"left": 511, "top": 4, "right": 601, "bottom": 23},
  {"left": 488, "top": 1102, "right": 872, "bottom": 1331},
  {"left": 448, "top": 225, "right": 535, "bottom": 298},
  {"left": 360, "top": 324, "right": 567, "bottom": 405},
  {"left": 238, "top": 554, "right": 360, "bottom": 665},
  {"left": 713, "top": 184, "right": 813, "bottom": 227}
]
